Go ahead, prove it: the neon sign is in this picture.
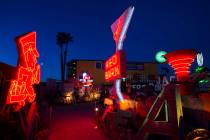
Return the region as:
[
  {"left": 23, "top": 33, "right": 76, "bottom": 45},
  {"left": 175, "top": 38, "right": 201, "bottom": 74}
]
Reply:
[
  {"left": 155, "top": 51, "right": 167, "bottom": 63},
  {"left": 164, "top": 50, "right": 197, "bottom": 95},
  {"left": 105, "top": 50, "right": 126, "bottom": 81},
  {"left": 107, "top": 6, "right": 134, "bottom": 101},
  {"left": 79, "top": 72, "right": 93, "bottom": 87},
  {"left": 111, "top": 6, "right": 134, "bottom": 50},
  {"left": 164, "top": 49, "right": 196, "bottom": 82},
  {"left": 6, "top": 32, "right": 40, "bottom": 108},
  {"left": 197, "top": 53, "right": 203, "bottom": 66}
]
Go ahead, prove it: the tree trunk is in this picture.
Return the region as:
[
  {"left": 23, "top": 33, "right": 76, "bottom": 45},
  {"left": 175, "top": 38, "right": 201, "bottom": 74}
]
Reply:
[
  {"left": 63, "top": 43, "right": 68, "bottom": 81},
  {"left": 60, "top": 45, "right": 64, "bottom": 81}
]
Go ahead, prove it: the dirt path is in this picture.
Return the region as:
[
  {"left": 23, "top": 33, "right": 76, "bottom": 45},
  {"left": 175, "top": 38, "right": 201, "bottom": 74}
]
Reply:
[{"left": 48, "top": 103, "right": 108, "bottom": 140}]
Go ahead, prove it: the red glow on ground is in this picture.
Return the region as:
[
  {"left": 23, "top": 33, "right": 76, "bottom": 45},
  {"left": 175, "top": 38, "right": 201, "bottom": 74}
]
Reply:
[
  {"left": 48, "top": 104, "right": 107, "bottom": 140},
  {"left": 164, "top": 49, "right": 196, "bottom": 82},
  {"left": 6, "top": 32, "right": 40, "bottom": 107}
]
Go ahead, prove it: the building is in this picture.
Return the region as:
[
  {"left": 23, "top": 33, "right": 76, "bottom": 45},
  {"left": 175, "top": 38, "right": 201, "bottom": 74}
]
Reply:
[
  {"left": 67, "top": 59, "right": 158, "bottom": 86},
  {"left": 126, "top": 61, "right": 158, "bottom": 83}
]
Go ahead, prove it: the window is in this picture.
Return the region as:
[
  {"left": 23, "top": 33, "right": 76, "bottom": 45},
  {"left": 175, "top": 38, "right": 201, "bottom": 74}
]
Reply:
[
  {"left": 127, "top": 63, "right": 144, "bottom": 70},
  {"left": 133, "top": 74, "right": 146, "bottom": 82},
  {"left": 96, "top": 61, "right": 102, "bottom": 69}
]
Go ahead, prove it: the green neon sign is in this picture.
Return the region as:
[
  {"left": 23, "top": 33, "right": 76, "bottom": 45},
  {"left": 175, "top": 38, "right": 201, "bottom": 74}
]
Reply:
[
  {"left": 195, "top": 66, "right": 204, "bottom": 73},
  {"left": 199, "top": 79, "right": 209, "bottom": 84},
  {"left": 155, "top": 51, "right": 167, "bottom": 63}
]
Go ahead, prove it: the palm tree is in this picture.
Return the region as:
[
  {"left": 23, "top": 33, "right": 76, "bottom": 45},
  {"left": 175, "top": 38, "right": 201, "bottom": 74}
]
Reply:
[
  {"left": 56, "top": 32, "right": 73, "bottom": 81},
  {"left": 64, "top": 33, "right": 73, "bottom": 80}
]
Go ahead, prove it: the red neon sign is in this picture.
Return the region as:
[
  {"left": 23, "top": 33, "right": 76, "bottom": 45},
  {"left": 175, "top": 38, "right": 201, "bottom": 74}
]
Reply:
[
  {"left": 111, "top": 6, "right": 134, "bottom": 50},
  {"left": 164, "top": 49, "right": 196, "bottom": 82},
  {"left": 6, "top": 32, "right": 40, "bottom": 107},
  {"left": 105, "top": 50, "right": 126, "bottom": 81},
  {"left": 113, "top": 17, "right": 123, "bottom": 44}
]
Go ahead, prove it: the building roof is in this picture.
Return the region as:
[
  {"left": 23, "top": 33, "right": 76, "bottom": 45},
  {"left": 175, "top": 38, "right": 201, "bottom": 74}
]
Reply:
[
  {"left": 0, "top": 62, "right": 17, "bottom": 80},
  {"left": 68, "top": 59, "right": 158, "bottom": 64}
]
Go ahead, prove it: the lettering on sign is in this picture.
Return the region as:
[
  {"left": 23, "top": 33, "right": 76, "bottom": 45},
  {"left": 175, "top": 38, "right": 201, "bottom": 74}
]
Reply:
[{"left": 105, "top": 50, "right": 126, "bottom": 81}]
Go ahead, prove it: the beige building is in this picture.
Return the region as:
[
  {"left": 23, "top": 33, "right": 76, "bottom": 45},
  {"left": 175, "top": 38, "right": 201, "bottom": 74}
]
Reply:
[{"left": 67, "top": 59, "right": 158, "bottom": 85}]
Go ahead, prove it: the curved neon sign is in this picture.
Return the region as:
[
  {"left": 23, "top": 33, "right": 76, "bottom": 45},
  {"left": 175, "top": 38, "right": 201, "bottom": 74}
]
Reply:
[
  {"left": 6, "top": 32, "right": 40, "bottom": 108},
  {"left": 155, "top": 51, "right": 167, "bottom": 63},
  {"left": 164, "top": 49, "right": 196, "bottom": 82}
]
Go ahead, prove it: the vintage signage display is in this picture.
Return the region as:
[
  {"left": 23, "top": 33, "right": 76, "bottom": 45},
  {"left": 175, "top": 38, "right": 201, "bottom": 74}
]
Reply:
[{"left": 105, "top": 50, "right": 126, "bottom": 81}]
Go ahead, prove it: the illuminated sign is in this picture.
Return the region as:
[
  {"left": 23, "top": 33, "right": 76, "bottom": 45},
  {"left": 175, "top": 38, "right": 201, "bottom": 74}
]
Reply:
[
  {"left": 79, "top": 72, "right": 93, "bottom": 87},
  {"left": 137, "top": 85, "right": 182, "bottom": 139},
  {"left": 164, "top": 49, "right": 196, "bottom": 82},
  {"left": 6, "top": 32, "right": 40, "bottom": 108},
  {"left": 105, "top": 50, "right": 126, "bottom": 81},
  {"left": 111, "top": 6, "right": 134, "bottom": 50},
  {"left": 164, "top": 49, "right": 197, "bottom": 95},
  {"left": 155, "top": 51, "right": 167, "bottom": 63},
  {"left": 195, "top": 66, "right": 204, "bottom": 73},
  {"left": 197, "top": 53, "right": 203, "bottom": 66},
  {"left": 109, "top": 6, "right": 134, "bottom": 101}
]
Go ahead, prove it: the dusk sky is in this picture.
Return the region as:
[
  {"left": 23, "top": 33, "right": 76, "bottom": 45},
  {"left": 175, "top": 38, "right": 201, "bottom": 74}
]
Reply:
[{"left": 0, "top": 0, "right": 209, "bottom": 81}]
